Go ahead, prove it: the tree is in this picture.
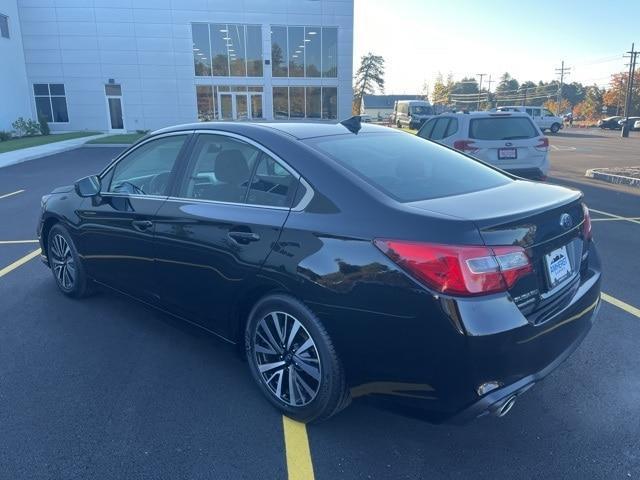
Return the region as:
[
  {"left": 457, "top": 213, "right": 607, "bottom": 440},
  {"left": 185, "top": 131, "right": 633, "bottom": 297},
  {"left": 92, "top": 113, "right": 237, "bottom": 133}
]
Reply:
[
  {"left": 496, "top": 72, "right": 519, "bottom": 94},
  {"left": 574, "top": 85, "right": 604, "bottom": 120},
  {"left": 543, "top": 98, "right": 570, "bottom": 115},
  {"left": 353, "top": 53, "right": 385, "bottom": 114},
  {"left": 432, "top": 72, "right": 453, "bottom": 106},
  {"left": 603, "top": 71, "right": 640, "bottom": 116}
]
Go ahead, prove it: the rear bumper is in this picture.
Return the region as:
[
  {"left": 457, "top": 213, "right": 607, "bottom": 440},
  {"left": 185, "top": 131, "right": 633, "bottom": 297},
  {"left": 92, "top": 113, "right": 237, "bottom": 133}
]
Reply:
[{"left": 506, "top": 167, "right": 547, "bottom": 180}]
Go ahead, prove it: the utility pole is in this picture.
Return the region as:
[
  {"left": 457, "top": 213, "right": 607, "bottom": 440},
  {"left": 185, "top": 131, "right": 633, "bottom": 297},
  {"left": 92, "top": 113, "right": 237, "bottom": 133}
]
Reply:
[
  {"left": 476, "top": 73, "right": 486, "bottom": 111},
  {"left": 521, "top": 86, "right": 528, "bottom": 106},
  {"left": 486, "top": 75, "right": 494, "bottom": 93},
  {"left": 555, "top": 60, "right": 571, "bottom": 115},
  {"left": 621, "top": 43, "right": 638, "bottom": 138}
]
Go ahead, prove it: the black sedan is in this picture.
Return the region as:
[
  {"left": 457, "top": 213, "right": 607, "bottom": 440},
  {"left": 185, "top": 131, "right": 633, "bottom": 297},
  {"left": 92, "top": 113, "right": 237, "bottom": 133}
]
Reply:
[
  {"left": 38, "top": 121, "right": 601, "bottom": 423},
  {"left": 597, "top": 116, "right": 622, "bottom": 129}
]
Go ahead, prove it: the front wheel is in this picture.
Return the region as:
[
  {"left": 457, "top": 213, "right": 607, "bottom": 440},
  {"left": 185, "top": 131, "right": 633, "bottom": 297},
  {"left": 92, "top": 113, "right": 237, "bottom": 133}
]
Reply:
[
  {"left": 47, "top": 224, "right": 93, "bottom": 298},
  {"left": 245, "top": 294, "right": 348, "bottom": 423},
  {"left": 550, "top": 123, "right": 561, "bottom": 134}
]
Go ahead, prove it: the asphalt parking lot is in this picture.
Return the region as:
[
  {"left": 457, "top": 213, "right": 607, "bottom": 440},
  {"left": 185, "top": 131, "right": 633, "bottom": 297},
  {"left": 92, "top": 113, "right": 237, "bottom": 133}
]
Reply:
[{"left": 1, "top": 129, "right": 639, "bottom": 479}]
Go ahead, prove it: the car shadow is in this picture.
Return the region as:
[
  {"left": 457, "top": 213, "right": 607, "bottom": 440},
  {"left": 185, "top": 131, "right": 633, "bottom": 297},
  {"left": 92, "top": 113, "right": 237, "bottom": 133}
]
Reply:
[{"left": 550, "top": 131, "right": 609, "bottom": 139}]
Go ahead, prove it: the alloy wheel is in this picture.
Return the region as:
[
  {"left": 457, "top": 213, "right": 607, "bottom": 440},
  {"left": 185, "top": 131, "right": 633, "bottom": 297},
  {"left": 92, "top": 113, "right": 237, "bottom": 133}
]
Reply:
[
  {"left": 50, "top": 234, "right": 75, "bottom": 290},
  {"left": 253, "top": 311, "right": 321, "bottom": 407}
]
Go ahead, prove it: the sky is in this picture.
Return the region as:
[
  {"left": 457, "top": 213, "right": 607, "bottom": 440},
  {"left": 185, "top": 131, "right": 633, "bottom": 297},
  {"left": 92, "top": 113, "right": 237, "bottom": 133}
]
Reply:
[{"left": 353, "top": 0, "right": 640, "bottom": 95}]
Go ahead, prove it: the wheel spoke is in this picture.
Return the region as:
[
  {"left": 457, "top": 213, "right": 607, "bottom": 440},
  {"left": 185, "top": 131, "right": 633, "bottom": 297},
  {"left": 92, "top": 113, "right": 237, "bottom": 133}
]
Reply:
[
  {"left": 286, "top": 319, "right": 301, "bottom": 349},
  {"left": 294, "top": 355, "right": 321, "bottom": 381},
  {"left": 257, "top": 325, "right": 283, "bottom": 355},
  {"left": 295, "top": 337, "right": 314, "bottom": 355},
  {"left": 272, "top": 312, "right": 286, "bottom": 344},
  {"left": 258, "top": 360, "right": 286, "bottom": 373},
  {"left": 255, "top": 343, "right": 277, "bottom": 355},
  {"left": 295, "top": 370, "right": 317, "bottom": 398},
  {"left": 288, "top": 365, "right": 298, "bottom": 405}
]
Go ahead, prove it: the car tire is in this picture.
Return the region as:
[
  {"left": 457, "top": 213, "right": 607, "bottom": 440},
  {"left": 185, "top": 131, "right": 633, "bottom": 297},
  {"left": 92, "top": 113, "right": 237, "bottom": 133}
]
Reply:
[
  {"left": 245, "top": 293, "right": 349, "bottom": 423},
  {"left": 47, "top": 224, "right": 93, "bottom": 298},
  {"left": 550, "top": 123, "right": 561, "bottom": 134}
]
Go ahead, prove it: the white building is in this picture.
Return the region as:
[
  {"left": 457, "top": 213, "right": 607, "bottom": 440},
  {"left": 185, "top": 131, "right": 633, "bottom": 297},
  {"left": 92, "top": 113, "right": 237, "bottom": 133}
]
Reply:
[{"left": 0, "top": 0, "right": 354, "bottom": 133}]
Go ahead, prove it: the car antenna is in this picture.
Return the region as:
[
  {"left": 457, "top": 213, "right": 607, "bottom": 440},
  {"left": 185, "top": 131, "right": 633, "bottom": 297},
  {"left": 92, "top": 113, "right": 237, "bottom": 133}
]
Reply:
[{"left": 339, "top": 115, "right": 362, "bottom": 134}]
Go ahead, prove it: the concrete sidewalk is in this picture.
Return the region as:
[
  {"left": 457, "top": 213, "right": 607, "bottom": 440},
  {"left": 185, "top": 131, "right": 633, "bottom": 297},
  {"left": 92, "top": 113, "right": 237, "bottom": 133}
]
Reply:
[{"left": 0, "top": 133, "right": 107, "bottom": 169}]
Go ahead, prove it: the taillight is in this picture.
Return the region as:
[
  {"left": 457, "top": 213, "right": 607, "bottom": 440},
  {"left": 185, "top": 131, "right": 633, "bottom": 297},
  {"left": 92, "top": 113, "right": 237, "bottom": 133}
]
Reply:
[
  {"left": 453, "top": 139, "right": 478, "bottom": 153},
  {"left": 374, "top": 240, "right": 532, "bottom": 296},
  {"left": 535, "top": 137, "right": 549, "bottom": 152},
  {"left": 582, "top": 203, "right": 592, "bottom": 241}
]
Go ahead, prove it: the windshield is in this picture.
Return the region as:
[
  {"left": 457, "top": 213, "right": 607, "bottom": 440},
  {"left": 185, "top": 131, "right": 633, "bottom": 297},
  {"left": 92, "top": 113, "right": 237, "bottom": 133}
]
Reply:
[
  {"left": 469, "top": 117, "right": 538, "bottom": 140},
  {"left": 410, "top": 105, "right": 433, "bottom": 115},
  {"left": 305, "top": 132, "right": 510, "bottom": 202}
]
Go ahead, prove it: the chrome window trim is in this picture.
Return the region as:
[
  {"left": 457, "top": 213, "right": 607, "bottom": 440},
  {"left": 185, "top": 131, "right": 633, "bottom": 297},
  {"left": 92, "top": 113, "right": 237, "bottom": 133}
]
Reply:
[
  {"left": 165, "top": 196, "right": 289, "bottom": 211},
  {"left": 191, "top": 129, "right": 315, "bottom": 210},
  {"left": 98, "top": 131, "right": 194, "bottom": 199}
]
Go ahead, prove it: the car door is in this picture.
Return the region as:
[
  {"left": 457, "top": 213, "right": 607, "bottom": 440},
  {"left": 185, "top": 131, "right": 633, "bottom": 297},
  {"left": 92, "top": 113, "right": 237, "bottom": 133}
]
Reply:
[
  {"left": 76, "top": 132, "right": 191, "bottom": 301},
  {"left": 153, "top": 131, "right": 302, "bottom": 338}
]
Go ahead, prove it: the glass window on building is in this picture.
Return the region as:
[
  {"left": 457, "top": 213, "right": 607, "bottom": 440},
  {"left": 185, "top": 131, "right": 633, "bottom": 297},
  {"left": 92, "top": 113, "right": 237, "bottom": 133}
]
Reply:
[
  {"left": 322, "top": 27, "right": 337, "bottom": 78},
  {"left": 306, "top": 87, "right": 321, "bottom": 118},
  {"left": 192, "top": 23, "right": 211, "bottom": 76},
  {"left": 0, "top": 14, "right": 8, "bottom": 39},
  {"left": 194, "top": 23, "right": 262, "bottom": 78},
  {"left": 288, "top": 27, "right": 304, "bottom": 77},
  {"left": 271, "top": 26, "right": 288, "bottom": 77},
  {"left": 304, "top": 27, "right": 321, "bottom": 77},
  {"left": 210, "top": 24, "right": 229, "bottom": 76},
  {"left": 196, "top": 85, "right": 215, "bottom": 121},
  {"left": 273, "top": 87, "right": 337, "bottom": 120},
  {"left": 228, "top": 24, "right": 246, "bottom": 76},
  {"left": 273, "top": 87, "right": 289, "bottom": 119},
  {"left": 246, "top": 25, "right": 263, "bottom": 77},
  {"left": 290, "top": 87, "right": 305, "bottom": 118},
  {"left": 322, "top": 87, "right": 337, "bottom": 119},
  {"left": 33, "top": 83, "right": 69, "bottom": 122}
]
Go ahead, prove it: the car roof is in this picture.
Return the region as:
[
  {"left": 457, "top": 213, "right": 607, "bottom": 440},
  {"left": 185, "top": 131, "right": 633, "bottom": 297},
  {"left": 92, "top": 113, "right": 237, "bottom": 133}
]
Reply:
[
  {"left": 151, "top": 121, "right": 399, "bottom": 140},
  {"left": 439, "top": 111, "right": 531, "bottom": 119}
]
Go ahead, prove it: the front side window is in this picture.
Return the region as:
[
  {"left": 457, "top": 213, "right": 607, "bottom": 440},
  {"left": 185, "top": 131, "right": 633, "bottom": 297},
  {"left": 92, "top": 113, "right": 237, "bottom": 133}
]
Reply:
[
  {"left": 410, "top": 105, "right": 432, "bottom": 115},
  {"left": 429, "top": 118, "right": 449, "bottom": 140},
  {"left": 543, "top": 109, "right": 554, "bottom": 117},
  {"left": 108, "top": 135, "right": 187, "bottom": 196},
  {"left": 306, "top": 132, "right": 510, "bottom": 202},
  {"left": 469, "top": 117, "right": 538, "bottom": 140},
  {"left": 33, "top": 83, "right": 69, "bottom": 123},
  {"left": 0, "top": 14, "right": 9, "bottom": 38}
]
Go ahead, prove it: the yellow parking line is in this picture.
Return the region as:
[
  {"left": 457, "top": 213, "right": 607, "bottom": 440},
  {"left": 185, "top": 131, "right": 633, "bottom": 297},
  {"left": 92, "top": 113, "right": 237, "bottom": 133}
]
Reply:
[
  {"left": 282, "top": 416, "right": 315, "bottom": 480},
  {"left": 602, "top": 293, "right": 640, "bottom": 318},
  {"left": 590, "top": 208, "right": 640, "bottom": 225},
  {"left": 591, "top": 217, "right": 640, "bottom": 222},
  {"left": 0, "top": 189, "right": 25, "bottom": 200},
  {"left": 0, "top": 240, "right": 40, "bottom": 245},
  {"left": 0, "top": 248, "right": 41, "bottom": 278}
]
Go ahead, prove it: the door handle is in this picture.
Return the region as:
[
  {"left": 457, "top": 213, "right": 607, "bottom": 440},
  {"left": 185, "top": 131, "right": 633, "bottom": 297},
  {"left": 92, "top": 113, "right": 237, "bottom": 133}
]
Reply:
[
  {"left": 132, "top": 220, "right": 153, "bottom": 231},
  {"left": 228, "top": 231, "right": 260, "bottom": 244}
]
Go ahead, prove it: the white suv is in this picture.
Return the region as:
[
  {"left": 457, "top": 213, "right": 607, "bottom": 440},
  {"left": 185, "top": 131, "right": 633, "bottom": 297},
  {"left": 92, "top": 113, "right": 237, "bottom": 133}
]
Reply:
[
  {"left": 496, "top": 106, "right": 563, "bottom": 133},
  {"left": 416, "top": 112, "right": 549, "bottom": 180}
]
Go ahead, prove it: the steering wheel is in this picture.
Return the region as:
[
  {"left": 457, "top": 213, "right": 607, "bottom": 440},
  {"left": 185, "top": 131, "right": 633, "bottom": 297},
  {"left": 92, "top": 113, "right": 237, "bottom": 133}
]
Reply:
[{"left": 148, "top": 171, "right": 171, "bottom": 195}]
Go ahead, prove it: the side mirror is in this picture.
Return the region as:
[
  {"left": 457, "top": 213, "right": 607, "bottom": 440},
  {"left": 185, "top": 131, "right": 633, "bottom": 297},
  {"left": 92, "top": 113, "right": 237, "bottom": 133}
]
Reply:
[{"left": 75, "top": 175, "right": 101, "bottom": 197}]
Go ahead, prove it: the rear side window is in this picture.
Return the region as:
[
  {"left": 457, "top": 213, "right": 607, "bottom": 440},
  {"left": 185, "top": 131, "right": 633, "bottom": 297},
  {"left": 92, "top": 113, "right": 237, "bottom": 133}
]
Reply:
[
  {"left": 469, "top": 117, "right": 537, "bottom": 140},
  {"left": 418, "top": 117, "right": 458, "bottom": 141},
  {"left": 306, "top": 132, "right": 510, "bottom": 202}
]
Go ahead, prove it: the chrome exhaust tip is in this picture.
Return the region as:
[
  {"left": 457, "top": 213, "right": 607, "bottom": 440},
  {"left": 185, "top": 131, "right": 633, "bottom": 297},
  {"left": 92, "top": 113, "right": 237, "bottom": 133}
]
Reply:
[{"left": 495, "top": 395, "right": 517, "bottom": 417}]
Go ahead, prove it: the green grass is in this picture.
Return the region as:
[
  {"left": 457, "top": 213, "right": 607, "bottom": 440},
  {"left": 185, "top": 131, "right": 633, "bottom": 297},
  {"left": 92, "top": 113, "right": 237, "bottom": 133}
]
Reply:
[
  {"left": 0, "top": 131, "right": 100, "bottom": 153},
  {"left": 86, "top": 133, "right": 146, "bottom": 145}
]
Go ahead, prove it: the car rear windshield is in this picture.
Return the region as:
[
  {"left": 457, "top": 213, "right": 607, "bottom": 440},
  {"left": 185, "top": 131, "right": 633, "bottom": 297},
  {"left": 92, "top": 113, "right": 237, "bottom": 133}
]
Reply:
[
  {"left": 469, "top": 117, "right": 537, "bottom": 140},
  {"left": 305, "top": 132, "right": 510, "bottom": 202}
]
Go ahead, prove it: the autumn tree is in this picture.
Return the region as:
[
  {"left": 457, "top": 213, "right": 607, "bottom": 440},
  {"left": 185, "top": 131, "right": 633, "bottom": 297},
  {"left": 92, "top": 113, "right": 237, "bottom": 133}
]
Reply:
[
  {"left": 431, "top": 72, "right": 454, "bottom": 106},
  {"left": 603, "top": 71, "right": 640, "bottom": 116},
  {"left": 353, "top": 53, "right": 385, "bottom": 114}
]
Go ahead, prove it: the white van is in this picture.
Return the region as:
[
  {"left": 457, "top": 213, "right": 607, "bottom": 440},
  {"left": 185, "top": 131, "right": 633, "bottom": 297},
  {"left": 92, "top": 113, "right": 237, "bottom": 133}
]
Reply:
[
  {"left": 496, "top": 106, "right": 563, "bottom": 133},
  {"left": 393, "top": 100, "right": 434, "bottom": 130}
]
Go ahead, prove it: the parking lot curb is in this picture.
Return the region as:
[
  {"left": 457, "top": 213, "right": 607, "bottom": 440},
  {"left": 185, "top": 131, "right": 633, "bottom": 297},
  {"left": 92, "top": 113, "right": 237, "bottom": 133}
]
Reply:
[{"left": 585, "top": 168, "right": 640, "bottom": 188}]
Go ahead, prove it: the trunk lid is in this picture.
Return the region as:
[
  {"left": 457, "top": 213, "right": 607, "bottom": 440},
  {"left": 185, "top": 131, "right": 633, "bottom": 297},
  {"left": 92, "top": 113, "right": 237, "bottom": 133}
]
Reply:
[{"left": 409, "top": 180, "right": 588, "bottom": 322}]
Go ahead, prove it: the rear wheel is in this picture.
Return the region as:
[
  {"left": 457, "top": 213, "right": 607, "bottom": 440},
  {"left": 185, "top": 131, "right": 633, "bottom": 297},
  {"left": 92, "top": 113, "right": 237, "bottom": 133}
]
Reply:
[
  {"left": 245, "top": 294, "right": 348, "bottom": 423},
  {"left": 397, "top": 120, "right": 402, "bottom": 128},
  {"left": 47, "top": 224, "right": 93, "bottom": 298},
  {"left": 550, "top": 123, "right": 561, "bottom": 133}
]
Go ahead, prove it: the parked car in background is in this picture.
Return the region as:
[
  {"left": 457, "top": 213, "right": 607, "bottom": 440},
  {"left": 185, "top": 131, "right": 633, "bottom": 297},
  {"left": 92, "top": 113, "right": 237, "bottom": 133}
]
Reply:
[
  {"left": 634, "top": 119, "right": 640, "bottom": 130},
  {"left": 597, "top": 116, "right": 623, "bottom": 129},
  {"left": 496, "top": 106, "right": 563, "bottom": 133},
  {"left": 38, "top": 120, "right": 600, "bottom": 424},
  {"left": 359, "top": 114, "right": 373, "bottom": 123},
  {"left": 418, "top": 111, "right": 549, "bottom": 180},
  {"left": 393, "top": 100, "right": 434, "bottom": 129},
  {"left": 617, "top": 117, "right": 640, "bottom": 130}
]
